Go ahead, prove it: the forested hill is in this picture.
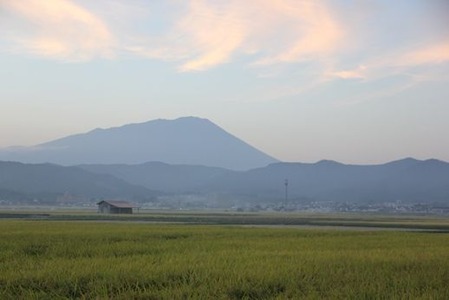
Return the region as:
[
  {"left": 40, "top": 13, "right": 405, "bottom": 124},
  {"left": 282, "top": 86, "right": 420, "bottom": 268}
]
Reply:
[{"left": 0, "top": 161, "right": 158, "bottom": 203}]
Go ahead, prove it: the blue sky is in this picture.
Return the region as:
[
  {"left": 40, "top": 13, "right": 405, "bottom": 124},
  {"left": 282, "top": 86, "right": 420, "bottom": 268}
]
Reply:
[{"left": 1, "top": 0, "right": 448, "bottom": 164}]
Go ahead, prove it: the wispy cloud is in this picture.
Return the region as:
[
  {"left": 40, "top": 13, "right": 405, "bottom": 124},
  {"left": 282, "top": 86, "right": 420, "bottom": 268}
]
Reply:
[
  {"left": 174, "top": 0, "right": 248, "bottom": 72},
  {"left": 249, "top": 0, "right": 343, "bottom": 65},
  {"left": 398, "top": 43, "right": 449, "bottom": 67},
  {"left": 2, "top": 0, "right": 447, "bottom": 83},
  {"left": 2, "top": 0, "right": 115, "bottom": 61},
  {"left": 325, "top": 42, "right": 449, "bottom": 106},
  {"left": 126, "top": 0, "right": 343, "bottom": 72},
  {"left": 329, "top": 42, "right": 449, "bottom": 82},
  {"left": 327, "top": 65, "right": 367, "bottom": 80}
]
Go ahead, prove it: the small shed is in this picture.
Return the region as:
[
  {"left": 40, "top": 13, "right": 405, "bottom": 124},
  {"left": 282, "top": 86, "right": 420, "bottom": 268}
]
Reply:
[{"left": 97, "top": 200, "right": 134, "bottom": 214}]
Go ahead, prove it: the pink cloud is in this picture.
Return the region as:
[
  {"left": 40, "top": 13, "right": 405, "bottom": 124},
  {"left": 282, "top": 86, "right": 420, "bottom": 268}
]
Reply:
[
  {"left": 3, "top": 0, "right": 115, "bottom": 61},
  {"left": 2, "top": 0, "right": 344, "bottom": 71},
  {"left": 328, "top": 66, "right": 367, "bottom": 80},
  {"left": 131, "top": 0, "right": 344, "bottom": 72},
  {"left": 251, "top": 0, "right": 343, "bottom": 65},
  {"left": 399, "top": 43, "right": 449, "bottom": 66}
]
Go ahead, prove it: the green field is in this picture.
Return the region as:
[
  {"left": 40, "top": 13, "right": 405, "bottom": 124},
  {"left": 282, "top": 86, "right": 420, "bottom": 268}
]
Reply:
[{"left": 1, "top": 218, "right": 449, "bottom": 299}]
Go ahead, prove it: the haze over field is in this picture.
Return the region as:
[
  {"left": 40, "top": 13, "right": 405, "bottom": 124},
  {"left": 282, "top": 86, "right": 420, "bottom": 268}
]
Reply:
[{"left": 1, "top": 0, "right": 448, "bottom": 164}]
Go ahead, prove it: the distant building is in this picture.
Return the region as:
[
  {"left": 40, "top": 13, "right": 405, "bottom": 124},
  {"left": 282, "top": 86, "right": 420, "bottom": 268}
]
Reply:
[{"left": 97, "top": 200, "right": 134, "bottom": 214}]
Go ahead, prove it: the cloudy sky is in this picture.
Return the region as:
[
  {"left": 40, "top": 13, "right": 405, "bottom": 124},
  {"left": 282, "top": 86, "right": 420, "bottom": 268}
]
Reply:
[{"left": 1, "top": 0, "right": 448, "bottom": 164}]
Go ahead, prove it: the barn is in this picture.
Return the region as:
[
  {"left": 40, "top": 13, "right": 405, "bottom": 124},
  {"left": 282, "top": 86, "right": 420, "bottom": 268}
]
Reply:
[{"left": 97, "top": 200, "right": 134, "bottom": 214}]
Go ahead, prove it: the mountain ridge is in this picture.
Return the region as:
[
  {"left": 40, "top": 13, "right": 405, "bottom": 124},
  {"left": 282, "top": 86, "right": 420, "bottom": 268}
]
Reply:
[
  {"left": 78, "top": 157, "right": 449, "bottom": 204},
  {"left": 0, "top": 161, "right": 159, "bottom": 204},
  {"left": 1, "top": 157, "right": 448, "bottom": 206},
  {"left": 0, "top": 117, "right": 278, "bottom": 170}
]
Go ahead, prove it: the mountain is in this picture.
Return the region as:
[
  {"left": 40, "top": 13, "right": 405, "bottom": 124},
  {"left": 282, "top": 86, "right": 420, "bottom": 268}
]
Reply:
[
  {"left": 78, "top": 158, "right": 449, "bottom": 205},
  {"left": 202, "top": 158, "right": 449, "bottom": 203},
  {"left": 1, "top": 158, "right": 448, "bottom": 206},
  {"left": 0, "top": 161, "right": 158, "bottom": 204},
  {"left": 79, "top": 162, "right": 231, "bottom": 193},
  {"left": 0, "top": 117, "right": 278, "bottom": 170}
]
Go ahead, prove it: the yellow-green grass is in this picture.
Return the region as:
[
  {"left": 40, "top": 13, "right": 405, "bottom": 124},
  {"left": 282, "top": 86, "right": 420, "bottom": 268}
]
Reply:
[{"left": 1, "top": 220, "right": 449, "bottom": 299}]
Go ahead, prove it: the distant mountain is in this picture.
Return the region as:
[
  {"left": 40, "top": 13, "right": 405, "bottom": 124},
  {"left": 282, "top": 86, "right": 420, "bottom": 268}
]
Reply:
[
  {"left": 0, "top": 117, "right": 278, "bottom": 170},
  {"left": 0, "top": 161, "right": 158, "bottom": 204},
  {"left": 78, "top": 158, "right": 449, "bottom": 204},
  {"left": 79, "top": 162, "right": 231, "bottom": 193},
  {"left": 2, "top": 158, "right": 448, "bottom": 206},
  {"left": 203, "top": 158, "right": 449, "bottom": 203}
]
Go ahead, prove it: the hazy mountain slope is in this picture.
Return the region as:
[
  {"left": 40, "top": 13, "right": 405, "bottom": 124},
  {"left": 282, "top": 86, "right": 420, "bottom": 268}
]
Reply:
[
  {"left": 2, "top": 158, "right": 447, "bottom": 205},
  {"left": 0, "top": 161, "right": 158, "bottom": 203},
  {"left": 78, "top": 158, "right": 449, "bottom": 204},
  {"left": 0, "top": 117, "right": 278, "bottom": 170},
  {"left": 79, "top": 162, "right": 232, "bottom": 193},
  {"left": 204, "top": 158, "right": 449, "bottom": 203},
  {"left": 0, "top": 188, "right": 30, "bottom": 202}
]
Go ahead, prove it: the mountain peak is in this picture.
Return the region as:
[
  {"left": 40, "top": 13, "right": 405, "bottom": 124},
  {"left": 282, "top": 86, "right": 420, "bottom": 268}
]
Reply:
[
  {"left": 0, "top": 117, "right": 278, "bottom": 170},
  {"left": 173, "top": 116, "right": 209, "bottom": 122},
  {"left": 315, "top": 160, "right": 343, "bottom": 166},
  {"left": 383, "top": 157, "right": 420, "bottom": 167}
]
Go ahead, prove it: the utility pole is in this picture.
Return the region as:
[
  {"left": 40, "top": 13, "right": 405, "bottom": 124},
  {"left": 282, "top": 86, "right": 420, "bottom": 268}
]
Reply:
[{"left": 284, "top": 179, "right": 289, "bottom": 205}]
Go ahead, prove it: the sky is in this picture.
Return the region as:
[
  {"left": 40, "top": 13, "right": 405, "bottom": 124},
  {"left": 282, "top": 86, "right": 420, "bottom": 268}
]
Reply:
[{"left": 1, "top": 0, "right": 448, "bottom": 164}]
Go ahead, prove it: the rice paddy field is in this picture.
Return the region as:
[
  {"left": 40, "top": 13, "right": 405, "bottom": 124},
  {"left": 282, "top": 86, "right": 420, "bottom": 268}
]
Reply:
[{"left": 1, "top": 213, "right": 449, "bottom": 299}]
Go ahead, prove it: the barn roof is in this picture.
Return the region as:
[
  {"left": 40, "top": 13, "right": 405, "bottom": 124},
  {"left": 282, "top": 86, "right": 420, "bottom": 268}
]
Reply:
[{"left": 97, "top": 200, "right": 135, "bottom": 208}]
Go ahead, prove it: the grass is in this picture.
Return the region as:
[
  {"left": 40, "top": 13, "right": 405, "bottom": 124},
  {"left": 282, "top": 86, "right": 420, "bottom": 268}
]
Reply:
[
  {"left": 1, "top": 220, "right": 449, "bottom": 299},
  {"left": 0, "top": 220, "right": 449, "bottom": 299}
]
